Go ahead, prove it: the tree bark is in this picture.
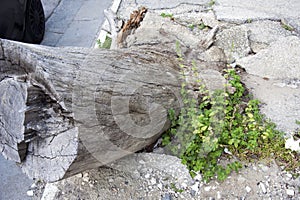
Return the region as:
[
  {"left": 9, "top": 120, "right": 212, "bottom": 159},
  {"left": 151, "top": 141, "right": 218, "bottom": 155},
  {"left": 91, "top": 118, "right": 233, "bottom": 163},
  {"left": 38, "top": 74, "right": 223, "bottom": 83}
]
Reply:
[{"left": 0, "top": 39, "right": 182, "bottom": 182}]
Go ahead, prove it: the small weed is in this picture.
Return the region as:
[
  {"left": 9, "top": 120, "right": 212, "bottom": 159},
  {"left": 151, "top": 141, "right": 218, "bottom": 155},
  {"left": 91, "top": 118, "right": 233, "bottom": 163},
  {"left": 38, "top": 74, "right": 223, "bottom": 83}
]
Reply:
[
  {"left": 281, "top": 22, "right": 294, "bottom": 31},
  {"left": 170, "top": 183, "right": 184, "bottom": 193},
  {"left": 247, "top": 19, "right": 252, "bottom": 23},
  {"left": 209, "top": 0, "right": 215, "bottom": 7},
  {"left": 160, "top": 12, "right": 174, "bottom": 20},
  {"left": 188, "top": 24, "right": 195, "bottom": 30},
  {"left": 97, "top": 35, "right": 112, "bottom": 49},
  {"left": 188, "top": 22, "right": 209, "bottom": 31},
  {"left": 163, "top": 66, "right": 300, "bottom": 183},
  {"left": 198, "top": 22, "right": 208, "bottom": 30}
]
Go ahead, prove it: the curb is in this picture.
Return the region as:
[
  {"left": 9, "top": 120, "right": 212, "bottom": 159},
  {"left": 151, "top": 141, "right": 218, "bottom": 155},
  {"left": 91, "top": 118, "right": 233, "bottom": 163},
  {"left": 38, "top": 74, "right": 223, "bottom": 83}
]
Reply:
[{"left": 94, "top": 0, "right": 122, "bottom": 48}]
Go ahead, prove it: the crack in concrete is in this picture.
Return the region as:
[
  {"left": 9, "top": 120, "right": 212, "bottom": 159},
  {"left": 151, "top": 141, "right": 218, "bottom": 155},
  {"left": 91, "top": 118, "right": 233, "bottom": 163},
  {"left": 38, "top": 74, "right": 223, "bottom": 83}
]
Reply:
[
  {"left": 149, "top": 2, "right": 205, "bottom": 11},
  {"left": 45, "top": 0, "right": 63, "bottom": 21},
  {"left": 30, "top": 153, "right": 76, "bottom": 160}
]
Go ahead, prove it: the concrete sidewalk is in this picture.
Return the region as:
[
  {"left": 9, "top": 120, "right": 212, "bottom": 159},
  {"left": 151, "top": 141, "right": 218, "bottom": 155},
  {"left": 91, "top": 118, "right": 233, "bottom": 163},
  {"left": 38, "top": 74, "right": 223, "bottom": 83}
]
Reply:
[{"left": 42, "top": 0, "right": 112, "bottom": 47}]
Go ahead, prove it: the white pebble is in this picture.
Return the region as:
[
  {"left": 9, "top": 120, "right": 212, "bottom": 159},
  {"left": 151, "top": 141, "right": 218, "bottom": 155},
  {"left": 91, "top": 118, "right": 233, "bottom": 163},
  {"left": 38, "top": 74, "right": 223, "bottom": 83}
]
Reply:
[
  {"left": 75, "top": 173, "right": 83, "bottom": 178},
  {"left": 259, "top": 182, "right": 267, "bottom": 194},
  {"left": 150, "top": 177, "right": 156, "bottom": 185},
  {"left": 181, "top": 182, "right": 187, "bottom": 188},
  {"left": 139, "top": 160, "right": 146, "bottom": 164},
  {"left": 145, "top": 174, "right": 151, "bottom": 179},
  {"left": 224, "top": 148, "right": 232, "bottom": 155},
  {"left": 245, "top": 186, "right": 251, "bottom": 193},
  {"left": 157, "top": 183, "right": 163, "bottom": 190},
  {"left": 194, "top": 173, "right": 202, "bottom": 182},
  {"left": 217, "top": 191, "right": 221, "bottom": 199},
  {"left": 204, "top": 186, "right": 211, "bottom": 192},
  {"left": 286, "top": 189, "right": 295, "bottom": 196},
  {"left": 27, "top": 190, "right": 34, "bottom": 197},
  {"left": 191, "top": 182, "right": 199, "bottom": 193},
  {"left": 261, "top": 165, "right": 269, "bottom": 172},
  {"left": 82, "top": 176, "right": 89, "bottom": 182},
  {"left": 286, "top": 173, "right": 293, "bottom": 180},
  {"left": 285, "top": 137, "right": 300, "bottom": 151}
]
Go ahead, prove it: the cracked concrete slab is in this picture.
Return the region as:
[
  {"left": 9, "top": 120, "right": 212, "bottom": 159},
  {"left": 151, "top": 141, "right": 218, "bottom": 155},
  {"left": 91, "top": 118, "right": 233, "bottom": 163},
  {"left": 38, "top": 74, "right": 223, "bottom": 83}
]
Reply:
[
  {"left": 242, "top": 75, "right": 300, "bottom": 133},
  {"left": 175, "top": 10, "right": 220, "bottom": 28},
  {"left": 125, "top": 11, "right": 205, "bottom": 51},
  {"left": 241, "top": 20, "right": 293, "bottom": 53},
  {"left": 214, "top": 0, "right": 300, "bottom": 26},
  {"left": 136, "top": 0, "right": 210, "bottom": 9},
  {"left": 237, "top": 36, "right": 300, "bottom": 79},
  {"left": 215, "top": 26, "right": 251, "bottom": 63},
  {"left": 237, "top": 36, "right": 300, "bottom": 132}
]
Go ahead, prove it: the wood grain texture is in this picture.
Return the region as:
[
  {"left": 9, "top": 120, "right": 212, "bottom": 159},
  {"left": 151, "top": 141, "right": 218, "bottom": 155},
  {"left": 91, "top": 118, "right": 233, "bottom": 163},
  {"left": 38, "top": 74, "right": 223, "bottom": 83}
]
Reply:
[{"left": 0, "top": 39, "right": 182, "bottom": 182}]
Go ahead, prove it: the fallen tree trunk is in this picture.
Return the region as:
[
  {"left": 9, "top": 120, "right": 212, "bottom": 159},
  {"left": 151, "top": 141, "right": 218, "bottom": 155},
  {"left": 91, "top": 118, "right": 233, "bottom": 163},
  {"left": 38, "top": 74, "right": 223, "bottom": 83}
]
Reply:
[{"left": 0, "top": 39, "right": 182, "bottom": 182}]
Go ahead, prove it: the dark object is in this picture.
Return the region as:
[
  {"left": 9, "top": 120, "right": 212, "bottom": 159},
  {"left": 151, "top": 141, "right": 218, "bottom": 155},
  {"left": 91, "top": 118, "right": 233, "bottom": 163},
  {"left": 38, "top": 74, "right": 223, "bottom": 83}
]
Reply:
[{"left": 0, "top": 0, "right": 45, "bottom": 44}]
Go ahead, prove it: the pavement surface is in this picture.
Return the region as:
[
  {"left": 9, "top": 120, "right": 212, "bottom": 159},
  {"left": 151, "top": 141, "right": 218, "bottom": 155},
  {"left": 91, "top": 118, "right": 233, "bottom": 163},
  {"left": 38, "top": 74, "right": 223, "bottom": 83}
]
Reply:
[
  {"left": 0, "top": 155, "right": 34, "bottom": 200},
  {"left": 42, "top": 0, "right": 112, "bottom": 47},
  {"left": 0, "top": 0, "right": 112, "bottom": 199}
]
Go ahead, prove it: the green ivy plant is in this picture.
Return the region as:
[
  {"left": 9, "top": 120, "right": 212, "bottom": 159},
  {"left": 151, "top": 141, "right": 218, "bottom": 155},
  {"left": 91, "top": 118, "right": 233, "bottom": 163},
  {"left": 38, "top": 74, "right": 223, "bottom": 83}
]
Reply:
[
  {"left": 163, "top": 67, "right": 300, "bottom": 183},
  {"left": 96, "top": 35, "right": 112, "bottom": 49}
]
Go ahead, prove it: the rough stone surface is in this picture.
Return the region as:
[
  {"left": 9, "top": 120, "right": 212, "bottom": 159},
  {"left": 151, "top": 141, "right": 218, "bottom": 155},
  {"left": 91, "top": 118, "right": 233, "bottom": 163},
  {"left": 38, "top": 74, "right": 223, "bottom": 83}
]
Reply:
[
  {"left": 198, "top": 46, "right": 226, "bottom": 62},
  {"left": 34, "top": 157, "right": 300, "bottom": 200},
  {"left": 34, "top": 153, "right": 195, "bottom": 200},
  {"left": 237, "top": 36, "right": 300, "bottom": 79},
  {"left": 175, "top": 10, "right": 220, "bottom": 28},
  {"left": 215, "top": 26, "right": 251, "bottom": 63},
  {"left": 241, "top": 74, "right": 300, "bottom": 133},
  {"left": 214, "top": 0, "right": 300, "bottom": 26},
  {"left": 236, "top": 36, "right": 300, "bottom": 132},
  {"left": 41, "top": 183, "right": 59, "bottom": 200},
  {"left": 136, "top": 0, "right": 209, "bottom": 9},
  {"left": 198, "top": 69, "right": 226, "bottom": 92},
  {"left": 125, "top": 12, "right": 204, "bottom": 51},
  {"left": 242, "top": 20, "right": 293, "bottom": 53}
]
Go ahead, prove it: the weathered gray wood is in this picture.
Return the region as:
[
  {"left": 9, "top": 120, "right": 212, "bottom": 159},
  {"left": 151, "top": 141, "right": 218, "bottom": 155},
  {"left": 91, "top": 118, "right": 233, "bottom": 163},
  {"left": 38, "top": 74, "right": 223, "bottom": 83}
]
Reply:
[{"left": 0, "top": 39, "right": 182, "bottom": 182}]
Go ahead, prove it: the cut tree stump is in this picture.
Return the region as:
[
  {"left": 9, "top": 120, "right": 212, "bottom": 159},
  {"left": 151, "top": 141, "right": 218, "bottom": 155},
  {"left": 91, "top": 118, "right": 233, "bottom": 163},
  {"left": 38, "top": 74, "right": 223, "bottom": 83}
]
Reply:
[{"left": 0, "top": 39, "right": 182, "bottom": 182}]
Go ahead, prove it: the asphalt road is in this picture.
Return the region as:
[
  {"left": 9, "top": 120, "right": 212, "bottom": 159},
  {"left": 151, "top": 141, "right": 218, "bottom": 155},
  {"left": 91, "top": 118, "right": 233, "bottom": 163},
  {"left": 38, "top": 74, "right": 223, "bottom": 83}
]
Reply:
[
  {"left": 42, "top": 0, "right": 112, "bottom": 47},
  {"left": 0, "top": 0, "right": 112, "bottom": 199}
]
